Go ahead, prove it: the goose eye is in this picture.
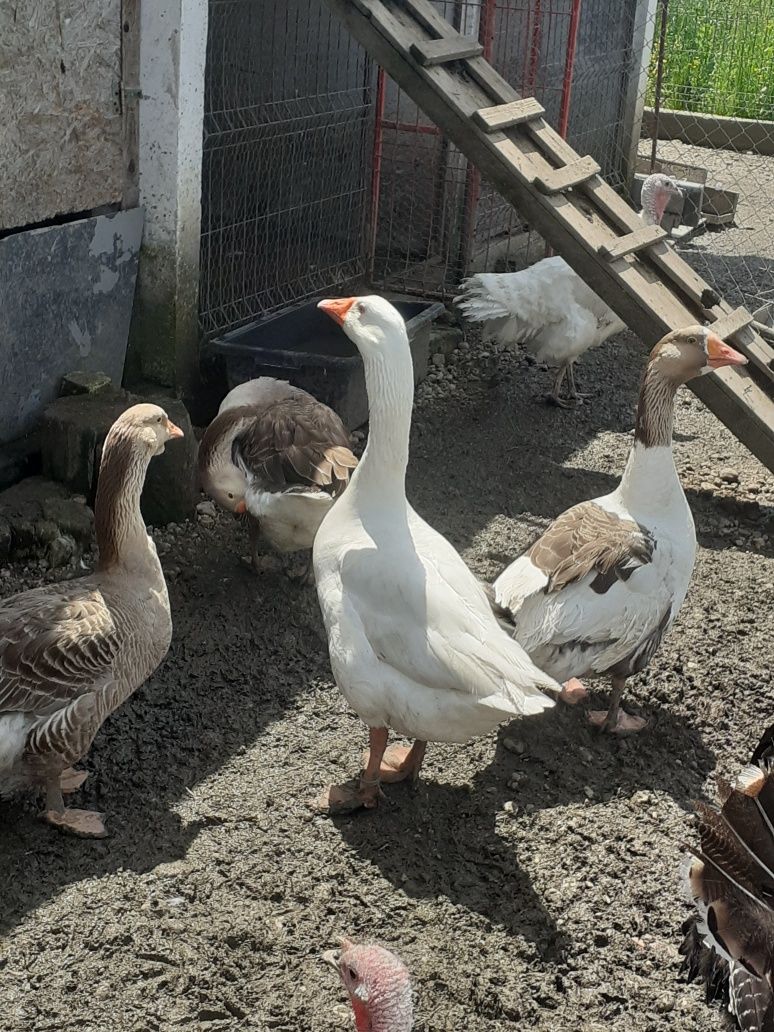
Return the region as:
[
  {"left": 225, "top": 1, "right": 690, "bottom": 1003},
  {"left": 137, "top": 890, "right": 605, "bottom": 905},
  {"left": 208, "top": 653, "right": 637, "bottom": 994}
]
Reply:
[
  {"left": 227, "top": 492, "right": 234, "bottom": 500},
  {"left": 357, "top": 303, "right": 366, "bottom": 315},
  {"left": 157, "top": 415, "right": 163, "bottom": 423},
  {"left": 687, "top": 336, "right": 697, "bottom": 346}
]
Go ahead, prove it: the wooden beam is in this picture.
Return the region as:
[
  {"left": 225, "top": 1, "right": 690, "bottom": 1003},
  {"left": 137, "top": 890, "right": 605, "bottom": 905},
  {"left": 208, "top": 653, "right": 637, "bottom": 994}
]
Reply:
[
  {"left": 709, "top": 306, "right": 754, "bottom": 342},
  {"left": 323, "top": 0, "right": 774, "bottom": 473},
  {"left": 410, "top": 36, "right": 483, "bottom": 66},
  {"left": 599, "top": 224, "right": 667, "bottom": 261},
  {"left": 473, "top": 98, "right": 545, "bottom": 133},
  {"left": 533, "top": 156, "right": 600, "bottom": 194}
]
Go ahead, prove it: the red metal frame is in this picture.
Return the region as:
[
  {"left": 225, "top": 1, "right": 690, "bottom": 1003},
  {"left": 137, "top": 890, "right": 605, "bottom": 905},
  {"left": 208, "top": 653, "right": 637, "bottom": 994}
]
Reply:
[{"left": 367, "top": 0, "right": 583, "bottom": 286}]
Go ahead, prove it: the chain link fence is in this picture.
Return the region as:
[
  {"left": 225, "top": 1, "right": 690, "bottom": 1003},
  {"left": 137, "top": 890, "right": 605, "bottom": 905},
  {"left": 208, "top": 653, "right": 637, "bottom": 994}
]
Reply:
[{"left": 642, "top": 0, "right": 774, "bottom": 324}]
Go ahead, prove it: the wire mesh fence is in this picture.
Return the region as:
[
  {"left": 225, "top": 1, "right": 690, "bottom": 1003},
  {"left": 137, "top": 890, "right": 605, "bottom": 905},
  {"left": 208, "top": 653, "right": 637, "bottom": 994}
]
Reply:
[
  {"left": 200, "top": 0, "right": 376, "bottom": 337},
  {"left": 643, "top": 0, "right": 774, "bottom": 322},
  {"left": 199, "top": 0, "right": 774, "bottom": 340}
]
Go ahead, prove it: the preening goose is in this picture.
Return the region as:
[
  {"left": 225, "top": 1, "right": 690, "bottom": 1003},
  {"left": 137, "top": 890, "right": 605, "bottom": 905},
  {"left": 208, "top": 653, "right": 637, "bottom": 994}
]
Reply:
[
  {"left": 492, "top": 327, "right": 747, "bottom": 733},
  {"left": 198, "top": 378, "right": 357, "bottom": 581},
  {"left": 454, "top": 173, "right": 682, "bottom": 407},
  {"left": 681, "top": 721, "right": 774, "bottom": 1031},
  {"left": 313, "top": 295, "right": 557, "bottom": 814},
  {"left": 324, "top": 938, "right": 414, "bottom": 1032},
  {"left": 0, "top": 404, "right": 183, "bottom": 837}
]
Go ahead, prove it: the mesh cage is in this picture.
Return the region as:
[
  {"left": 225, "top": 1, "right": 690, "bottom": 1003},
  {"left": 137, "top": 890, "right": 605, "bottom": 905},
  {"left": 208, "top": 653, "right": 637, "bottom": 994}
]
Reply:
[
  {"left": 200, "top": 0, "right": 774, "bottom": 336},
  {"left": 200, "top": 0, "right": 376, "bottom": 337}
]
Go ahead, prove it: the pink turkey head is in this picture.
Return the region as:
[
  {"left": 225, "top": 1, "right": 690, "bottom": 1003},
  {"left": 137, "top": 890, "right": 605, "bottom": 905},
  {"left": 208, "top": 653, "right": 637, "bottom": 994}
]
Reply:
[{"left": 324, "top": 938, "right": 414, "bottom": 1032}]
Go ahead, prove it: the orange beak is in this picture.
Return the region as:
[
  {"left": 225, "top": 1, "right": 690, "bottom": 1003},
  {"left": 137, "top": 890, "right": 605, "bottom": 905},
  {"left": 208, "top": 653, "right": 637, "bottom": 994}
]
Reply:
[
  {"left": 166, "top": 419, "right": 185, "bottom": 439},
  {"left": 234, "top": 499, "right": 247, "bottom": 514},
  {"left": 318, "top": 297, "right": 356, "bottom": 326},
  {"left": 706, "top": 332, "right": 748, "bottom": 369}
]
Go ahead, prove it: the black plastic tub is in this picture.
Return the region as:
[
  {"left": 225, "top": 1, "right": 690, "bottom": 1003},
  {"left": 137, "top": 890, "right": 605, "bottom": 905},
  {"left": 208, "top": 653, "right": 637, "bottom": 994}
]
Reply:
[{"left": 207, "top": 299, "right": 444, "bottom": 429}]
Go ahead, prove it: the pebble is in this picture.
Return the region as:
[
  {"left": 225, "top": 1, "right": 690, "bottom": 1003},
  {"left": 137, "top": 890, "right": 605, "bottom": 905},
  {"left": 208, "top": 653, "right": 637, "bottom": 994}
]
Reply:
[
  {"left": 503, "top": 736, "right": 525, "bottom": 755},
  {"left": 719, "top": 467, "right": 739, "bottom": 484},
  {"left": 431, "top": 352, "right": 446, "bottom": 368},
  {"left": 196, "top": 500, "right": 217, "bottom": 519}
]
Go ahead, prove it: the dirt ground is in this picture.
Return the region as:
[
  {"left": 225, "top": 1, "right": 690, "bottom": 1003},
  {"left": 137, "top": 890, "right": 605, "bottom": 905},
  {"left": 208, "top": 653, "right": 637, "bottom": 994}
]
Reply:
[{"left": 1, "top": 327, "right": 773, "bottom": 1032}]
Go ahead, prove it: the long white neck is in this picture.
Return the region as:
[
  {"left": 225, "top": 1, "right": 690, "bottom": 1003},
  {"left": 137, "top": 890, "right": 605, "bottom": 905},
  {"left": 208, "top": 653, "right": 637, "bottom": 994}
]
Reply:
[
  {"left": 617, "top": 366, "right": 682, "bottom": 514},
  {"left": 348, "top": 331, "right": 415, "bottom": 507}
]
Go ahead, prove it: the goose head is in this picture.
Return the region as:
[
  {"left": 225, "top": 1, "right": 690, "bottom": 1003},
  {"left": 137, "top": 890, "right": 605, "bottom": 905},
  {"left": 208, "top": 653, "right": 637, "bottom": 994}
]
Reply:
[
  {"left": 649, "top": 325, "right": 747, "bottom": 384},
  {"left": 641, "top": 172, "right": 682, "bottom": 226},
  {"left": 318, "top": 295, "right": 408, "bottom": 357},
  {"left": 113, "top": 403, "right": 184, "bottom": 456},
  {"left": 323, "top": 938, "right": 413, "bottom": 1032}
]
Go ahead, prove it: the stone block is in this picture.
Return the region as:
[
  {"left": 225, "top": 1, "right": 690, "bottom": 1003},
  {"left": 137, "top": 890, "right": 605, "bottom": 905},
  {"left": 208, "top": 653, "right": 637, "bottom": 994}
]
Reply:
[
  {"left": 430, "top": 325, "right": 464, "bottom": 358},
  {"left": 0, "top": 477, "right": 94, "bottom": 566},
  {"left": 41, "top": 391, "right": 197, "bottom": 526},
  {"left": 60, "top": 371, "right": 114, "bottom": 397}
]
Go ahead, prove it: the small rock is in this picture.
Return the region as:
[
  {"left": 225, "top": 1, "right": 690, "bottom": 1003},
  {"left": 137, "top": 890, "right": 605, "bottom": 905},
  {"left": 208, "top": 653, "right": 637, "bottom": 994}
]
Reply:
[
  {"left": 593, "top": 932, "right": 609, "bottom": 947},
  {"left": 431, "top": 352, "right": 446, "bottom": 368},
  {"left": 48, "top": 533, "right": 77, "bottom": 568},
  {"left": 503, "top": 736, "right": 525, "bottom": 755},
  {"left": 631, "top": 790, "right": 652, "bottom": 807},
  {"left": 583, "top": 785, "right": 595, "bottom": 799},
  {"left": 196, "top": 500, "right": 217, "bottom": 519},
  {"left": 60, "top": 371, "right": 113, "bottom": 396},
  {"left": 719, "top": 467, "right": 739, "bottom": 484},
  {"left": 503, "top": 800, "right": 517, "bottom": 815}
]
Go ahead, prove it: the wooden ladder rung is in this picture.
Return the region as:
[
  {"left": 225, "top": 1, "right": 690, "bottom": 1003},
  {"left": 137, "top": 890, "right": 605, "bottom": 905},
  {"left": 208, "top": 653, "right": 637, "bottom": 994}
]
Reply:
[
  {"left": 473, "top": 98, "right": 545, "bottom": 133},
  {"left": 410, "top": 36, "right": 484, "bottom": 66},
  {"left": 710, "top": 306, "right": 754, "bottom": 341},
  {"left": 598, "top": 224, "right": 667, "bottom": 261},
  {"left": 533, "top": 156, "right": 600, "bottom": 195}
]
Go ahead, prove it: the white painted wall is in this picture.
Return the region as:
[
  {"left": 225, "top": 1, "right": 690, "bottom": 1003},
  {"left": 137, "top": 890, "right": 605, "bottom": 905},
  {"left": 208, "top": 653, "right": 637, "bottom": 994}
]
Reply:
[{"left": 133, "top": 0, "right": 208, "bottom": 392}]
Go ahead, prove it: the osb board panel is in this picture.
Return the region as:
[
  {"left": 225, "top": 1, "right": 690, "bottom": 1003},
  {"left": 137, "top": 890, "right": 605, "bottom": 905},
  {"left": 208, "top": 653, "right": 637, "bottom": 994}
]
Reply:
[{"left": 0, "top": 0, "right": 123, "bottom": 230}]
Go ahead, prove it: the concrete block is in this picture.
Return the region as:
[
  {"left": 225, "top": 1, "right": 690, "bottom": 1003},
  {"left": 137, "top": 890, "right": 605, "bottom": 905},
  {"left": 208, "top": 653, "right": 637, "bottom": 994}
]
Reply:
[
  {"left": 41, "top": 391, "right": 197, "bottom": 526},
  {"left": 60, "top": 371, "right": 114, "bottom": 397},
  {"left": 430, "top": 325, "right": 464, "bottom": 358},
  {"left": 0, "top": 477, "right": 94, "bottom": 566}
]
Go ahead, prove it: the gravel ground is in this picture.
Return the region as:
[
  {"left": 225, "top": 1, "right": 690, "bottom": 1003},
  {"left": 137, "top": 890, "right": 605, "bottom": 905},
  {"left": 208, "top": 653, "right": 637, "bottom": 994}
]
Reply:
[{"left": 1, "top": 329, "right": 773, "bottom": 1031}]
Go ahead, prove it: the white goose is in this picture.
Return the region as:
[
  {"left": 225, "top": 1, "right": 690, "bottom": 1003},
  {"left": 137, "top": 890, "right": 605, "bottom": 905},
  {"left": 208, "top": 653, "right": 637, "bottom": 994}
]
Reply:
[
  {"left": 492, "top": 326, "right": 747, "bottom": 733},
  {"left": 454, "top": 173, "right": 682, "bottom": 407},
  {"left": 312, "top": 295, "right": 557, "bottom": 814}
]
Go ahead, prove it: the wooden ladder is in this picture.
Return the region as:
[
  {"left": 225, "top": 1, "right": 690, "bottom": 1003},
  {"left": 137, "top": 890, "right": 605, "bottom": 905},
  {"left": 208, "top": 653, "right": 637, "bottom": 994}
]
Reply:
[{"left": 326, "top": 0, "right": 774, "bottom": 473}]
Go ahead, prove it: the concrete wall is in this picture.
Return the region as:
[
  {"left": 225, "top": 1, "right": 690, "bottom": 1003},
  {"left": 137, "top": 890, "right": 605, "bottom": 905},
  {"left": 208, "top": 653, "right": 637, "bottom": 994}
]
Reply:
[
  {"left": 129, "top": 0, "right": 208, "bottom": 394},
  {"left": 0, "top": 0, "right": 126, "bottom": 230},
  {"left": 642, "top": 108, "right": 774, "bottom": 156}
]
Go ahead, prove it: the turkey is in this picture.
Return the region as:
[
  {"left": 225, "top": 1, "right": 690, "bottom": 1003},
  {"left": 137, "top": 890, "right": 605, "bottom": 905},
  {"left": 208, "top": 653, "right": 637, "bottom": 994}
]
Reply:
[
  {"left": 324, "top": 938, "right": 413, "bottom": 1031},
  {"left": 454, "top": 173, "right": 682, "bottom": 407},
  {"left": 680, "top": 722, "right": 774, "bottom": 1031}
]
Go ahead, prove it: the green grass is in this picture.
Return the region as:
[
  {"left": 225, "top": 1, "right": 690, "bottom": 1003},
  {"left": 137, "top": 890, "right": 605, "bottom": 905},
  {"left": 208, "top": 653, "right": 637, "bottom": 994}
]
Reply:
[{"left": 646, "top": 0, "right": 774, "bottom": 121}]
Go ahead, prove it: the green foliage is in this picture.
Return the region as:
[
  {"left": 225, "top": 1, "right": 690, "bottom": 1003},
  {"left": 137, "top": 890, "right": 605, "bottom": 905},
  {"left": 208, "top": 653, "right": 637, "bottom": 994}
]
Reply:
[{"left": 646, "top": 0, "right": 774, "bottom": 121}]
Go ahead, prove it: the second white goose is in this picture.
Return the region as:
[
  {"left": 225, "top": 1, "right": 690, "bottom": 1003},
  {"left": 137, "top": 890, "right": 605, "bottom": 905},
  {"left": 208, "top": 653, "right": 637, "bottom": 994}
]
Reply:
[{"left": 492, "top": 326, "right": 748, "bottom": 733}]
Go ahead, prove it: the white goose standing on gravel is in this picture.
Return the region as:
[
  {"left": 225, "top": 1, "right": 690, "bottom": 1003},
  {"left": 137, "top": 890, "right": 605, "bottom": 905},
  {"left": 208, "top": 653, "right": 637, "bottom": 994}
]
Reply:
[
  {"left": 0, "top": 404, "right": 183, "bottom": 836},
  {"left": 312, "top": 295, "right": 558, "bottom": 814},
  {"left": 492, "top": 326, "right": 747, "bottom": 733},
  {"left": 454, "top": 173, "right": 683, "bottom": 407}
]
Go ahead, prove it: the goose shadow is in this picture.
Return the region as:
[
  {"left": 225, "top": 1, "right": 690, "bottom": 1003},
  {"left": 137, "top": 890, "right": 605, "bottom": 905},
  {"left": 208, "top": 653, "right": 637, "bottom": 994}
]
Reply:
[
  {"left": 333, "top": 698, "right": 713, "bottom": 961},
  {"left": 0, "top": 521, "right": 327, "bottom": 937},
  {"left": 331, "top": 772, "right": 570, "bottom": 961}
]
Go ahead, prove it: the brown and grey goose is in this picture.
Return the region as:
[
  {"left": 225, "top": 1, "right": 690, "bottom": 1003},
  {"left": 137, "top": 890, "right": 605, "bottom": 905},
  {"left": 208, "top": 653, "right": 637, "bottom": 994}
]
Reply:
[
  {"left": 0, "top": 404, "right": 183, "bottom": 837},
  {"left": 681, "top": 721, "right": 774, "bottom": 1031},
  {"left": 492, "top": 326, "right": 747, "bottom": 733},
  {"left": 198, "top": 377, "right": 357, "bottom": 581}
]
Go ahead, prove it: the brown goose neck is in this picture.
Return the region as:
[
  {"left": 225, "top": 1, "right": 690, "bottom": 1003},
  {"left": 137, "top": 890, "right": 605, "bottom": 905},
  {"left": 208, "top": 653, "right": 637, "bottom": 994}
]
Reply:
[
  {"left": 95, "top": 434, "right": 152, "bottom": 571},
  {"left": 634, "top": 364, "right": 678, "bottom": 449}
]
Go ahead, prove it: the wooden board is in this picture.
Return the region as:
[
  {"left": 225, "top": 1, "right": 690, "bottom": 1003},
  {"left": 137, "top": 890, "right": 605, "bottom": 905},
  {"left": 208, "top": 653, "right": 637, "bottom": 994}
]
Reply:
[
  {"left": 599, "top": 224, "right": 667, "bottom": 261},
  {"left": 473, "top": 98, "right": 545, "bottom": 132},
  {"left": 324, "top": 0, "right": 774, "bottom": 473},
  {"left": 410, "top": 36, "right": 483, "bottom": 66}
]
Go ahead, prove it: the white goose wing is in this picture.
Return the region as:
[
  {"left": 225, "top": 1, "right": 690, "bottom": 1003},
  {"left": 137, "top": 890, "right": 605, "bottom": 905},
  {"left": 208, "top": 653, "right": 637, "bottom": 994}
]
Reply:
[
  {"left": 494, "top": 500, "right": 674, "bottom": 675},
  {"left": 331, "top": 508, "right": 558, "bottom": 717}
]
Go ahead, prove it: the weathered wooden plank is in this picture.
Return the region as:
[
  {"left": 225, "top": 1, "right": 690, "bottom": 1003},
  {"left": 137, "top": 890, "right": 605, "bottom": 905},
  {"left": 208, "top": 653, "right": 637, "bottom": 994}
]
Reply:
[
  {"left": 599, "top": 224, "right": 667, "bottom": 261},
  {"left": 710, "top": 306, "right": 754, "bottom": 342},
  {"left": 410, "top": 36, "right": 483, "bottom": 66},
  {"left": 534, "top": 156, "right": 600, "bottom": 194},
  {"left": 323, "top": 0, "right": 774, "bottom": 472},
  {"left": 473, "top": 98, "right": 545, "bottom": 132}
]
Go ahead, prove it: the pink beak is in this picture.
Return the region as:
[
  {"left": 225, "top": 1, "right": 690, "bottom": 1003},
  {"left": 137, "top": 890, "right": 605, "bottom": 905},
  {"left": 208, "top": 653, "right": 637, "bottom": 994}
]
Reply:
[{"left": 707, "top": 332, "right": 748, "bottom": 369}]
